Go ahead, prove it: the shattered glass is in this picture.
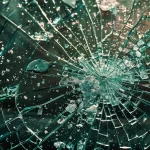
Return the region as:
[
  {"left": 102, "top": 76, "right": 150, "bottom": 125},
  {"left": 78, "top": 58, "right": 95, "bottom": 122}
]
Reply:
[{"left": 0, "top": 0, "right": 150, "bottom": 149}]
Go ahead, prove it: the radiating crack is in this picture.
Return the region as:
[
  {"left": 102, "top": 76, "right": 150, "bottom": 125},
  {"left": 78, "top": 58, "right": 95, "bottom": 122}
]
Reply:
[{"left": 0, "top": 0, "right": 150, "bottom": 150}]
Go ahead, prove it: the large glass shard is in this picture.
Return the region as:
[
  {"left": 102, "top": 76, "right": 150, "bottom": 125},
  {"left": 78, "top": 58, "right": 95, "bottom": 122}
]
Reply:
[{"left": 0, "top": 0, "right": 150, "bottom": 149}]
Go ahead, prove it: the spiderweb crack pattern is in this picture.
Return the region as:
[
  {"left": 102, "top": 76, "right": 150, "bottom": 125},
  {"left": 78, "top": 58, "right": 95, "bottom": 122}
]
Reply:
[{"left": 0, "top": 0, "right": 150, "bottom": 149}]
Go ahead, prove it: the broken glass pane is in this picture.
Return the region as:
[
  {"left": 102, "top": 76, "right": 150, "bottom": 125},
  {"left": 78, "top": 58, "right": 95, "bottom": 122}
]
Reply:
[{"left": 0, "top": 0, "right": 150, "bottom": 149}]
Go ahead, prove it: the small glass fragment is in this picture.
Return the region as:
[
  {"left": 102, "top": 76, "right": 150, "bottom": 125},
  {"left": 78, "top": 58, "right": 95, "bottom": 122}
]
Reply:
[
  {"left": 26, "top": 59, "right": 49, "bottom": 73},
  {"left": 62, "top": 0, "right": 77, "bottom": 8}
]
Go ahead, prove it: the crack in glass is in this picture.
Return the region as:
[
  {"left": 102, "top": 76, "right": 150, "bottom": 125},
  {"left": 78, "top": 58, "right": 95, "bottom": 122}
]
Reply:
[{"left": 0, "top": 0, "right": 150, "bottom": 149}]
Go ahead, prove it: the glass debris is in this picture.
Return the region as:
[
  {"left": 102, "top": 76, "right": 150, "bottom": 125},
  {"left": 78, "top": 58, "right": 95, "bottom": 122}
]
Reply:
[
  {"left": 0, "top": 0, "right": 150, "bottom": 149},
  {"left": 26, "top": 59, "right": 49, "bottom": 73},
  {"left": 62, "top": 0, "right": 77, "bottom": 8}
]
